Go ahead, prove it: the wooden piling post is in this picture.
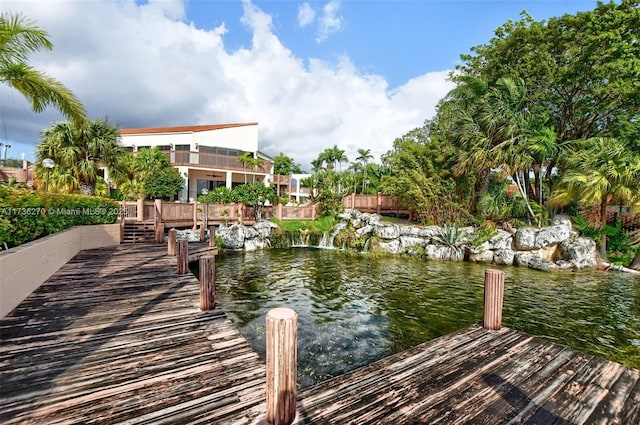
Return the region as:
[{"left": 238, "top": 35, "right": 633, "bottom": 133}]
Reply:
[
  {"left": 168, "top": 228, "right": 177, "bottom": 256},
  {"left": 155, "top": 223, "right": 165, "bottom": 244},
  {"left": 199, "top": 256, "right": 216, "bottom": 311},
  {"left": 266, "top": 308, "right": 297, "bottom": 425},
  {"left": 199, "top": 223, "right": 205, "bottom": 241},
  {"left": 176, "top": 239, "right": 188, "bottom": 275},
  {"left": 483, "top": 269, "right": 505, "bottom": 331},
  {"left": 208, "top": 225, "right": 216, "bottom": 247}
]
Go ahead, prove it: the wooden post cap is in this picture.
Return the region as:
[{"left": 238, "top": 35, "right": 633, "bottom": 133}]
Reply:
[{"left": 267, "top": 308, "right": 297, "bottom": 321}]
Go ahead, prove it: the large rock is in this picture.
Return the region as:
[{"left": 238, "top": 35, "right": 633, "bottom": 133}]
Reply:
[
  {"left": 467, "top": 243, "right": 494, "bottom": 263},
  {"left": 494, "top": 249, "right": 515, "bottom": 265},
  {"left": 356, "top": 225, "right": 374, "bottom": 237},
  {"left": 245, "top": 238, "right": 270, "bottom": 251},
  {"left": 425, "top": 245, "right": 465, "bottom": 261},
  {"left": 244, "top": 226, "right": 259, "bottom": 240},
  {"left": 551, "top": 214, "right": 573, "bottom": 228},
  {"left": 560, "top": 237, "right": 599, "bottom": 269},
  {"left": 217, "top": 224, "right": 245, "bottom": 250},
  {"left": 400, "top": 236, "right": 429, "bottom": 254},
  {"left": 487, "top": 230, "right": 513, "bottom": 250},
  {"left": 515, "top": 251, "right": 557, "bottom": 271},
  {"left": 514, "top": 227, "right": 537, "bottom": 250},
  {"left": 374, "top": 224, "right": 400, "bottom": 240},
  {"left": 377, "top": 239, "right": 402, "bottom": 254},
  {"left": 399, "top": 225, "right": 440, "bottom": 240},
  {"left": 534, "top": 225, "right": 572, "bottom": 249},
  {"left": 254, "top": 220, "right": 278, "bottom": 238}
]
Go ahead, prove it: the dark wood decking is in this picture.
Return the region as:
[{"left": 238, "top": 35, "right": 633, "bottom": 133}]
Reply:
[
  {"left": 2, "top": 245, "right": 639, "bottom": 424},
  {"left": 295, "top": 325, "right": 640, "bottom": 424},
  {"left": 0, "top": 244, "right": 266, "bottom": 424}
]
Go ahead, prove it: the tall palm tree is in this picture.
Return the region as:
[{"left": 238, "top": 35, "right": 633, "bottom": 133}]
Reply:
[
  {"left": 330, "top": 145, "right": 347, "bottom": 171},
  {"left": 36, "top": 119, "right": 122, "bottom": 195},
  {"left": 0, "top": 12, "right": 86, "bottom": 127},
  {"left": 238, "top": 152, "right": 253, "bottom": 184},
  {"left": 356, "top": 148, "right": 373, "bottom": 194},
  {"left": 549, "top": 137, "right": 640, "bottom": 259}
]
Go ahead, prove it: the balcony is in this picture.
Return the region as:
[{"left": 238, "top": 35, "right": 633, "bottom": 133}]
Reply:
[{"left": 161, "top": 151, "right": 271, "bottom": 174}]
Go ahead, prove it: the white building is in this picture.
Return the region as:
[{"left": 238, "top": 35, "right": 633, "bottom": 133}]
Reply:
[{"left": 118, "top": 123, "right": 274, "bottom": 202}]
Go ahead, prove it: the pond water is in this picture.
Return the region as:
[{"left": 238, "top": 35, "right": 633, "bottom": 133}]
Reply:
[{"left": 209, "top": 248, "right": 640, "bottom": 389}]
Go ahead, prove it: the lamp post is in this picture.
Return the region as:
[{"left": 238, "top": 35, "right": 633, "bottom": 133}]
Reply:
[
  {"left": 42, "top": 158, "right": 55, "bottom": 192},
  {"left": 0, "top": 142, "right": 8, "bottom": 167}
]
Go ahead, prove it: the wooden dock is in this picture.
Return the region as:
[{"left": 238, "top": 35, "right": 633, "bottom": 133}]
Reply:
[
  {"left": 294, "top": 325, "right": 640, "bottom": 424},
  {"left": 0, "top": 244, "right": 267, "bottom": 424},
  {"left": 1, "top": 244, "right": 639, "bottom": 424}
]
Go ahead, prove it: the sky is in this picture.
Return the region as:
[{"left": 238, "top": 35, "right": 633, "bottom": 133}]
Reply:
[{"left": 1, "top": 0, "right": 601, "bottom": 169}]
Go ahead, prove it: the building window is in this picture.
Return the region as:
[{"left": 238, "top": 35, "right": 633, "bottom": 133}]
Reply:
[{"left": 175, "top": 144, "right": 190, "bottom": 151}]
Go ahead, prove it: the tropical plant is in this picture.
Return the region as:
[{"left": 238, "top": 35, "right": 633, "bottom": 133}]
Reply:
[
  {"left": 232, "top": 183, "right": 276, "bottom": 221},
  {"left": 381, "top": 122, "right": 473, "bottom": 225},
  {"left": 0, "top": 12, "right": 87, "bottom": 127},
  {"left": 143, "top": 168, "right": 183, "bottom": 200},
  {"left": 273, "top": 152, "right": 302, "bottom": 175},
  {"left": 237, "top": 152, "right": 264, "bottom": 183},
  {"left": 431, "top": 224, "right": 466, "bottom": 247},
  {"left": 118, "top": 178, "right": 145, "bottom": 201},
  {"left": 198, "top": 186, "right": 235, "bottom": 204},
  {"left": 549, "top": 137, "right": 640, "bottom": 258},
  {"left": 36, "top": 119, "right": 122, "bottom": 195},
  {"left": 356, "top": 148, "right": 373, "bottom": 194},
  {"left": 456, "top": 2, "right": 640, "bottom": 150}
]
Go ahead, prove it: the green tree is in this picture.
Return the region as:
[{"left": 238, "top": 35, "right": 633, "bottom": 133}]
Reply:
[
  {"left": 356, "top": 148, "right": 373, "bottom": 194},
  {"left": 457, "top": 2, "right": 640, "bottom": 150},
  {"left": 232, "top": 183, "right": 276, "bottom": 221},
  {"left": 549, "top": 137, "right": 640, "bottom": 259},
  {"left": 135, "top": 147, "right": 171, "bottom": 180},
  {"left": 36, "top": 119, "right": 121, "bottom": 195},
  {"left": 0, "top": 12, "right": 87, "bottom": 127},
  {"left": 382, "top": 122, "right": 473, "bottom": 224},
  {"left": 273, "top": 152, "right": 302, "bottom": 175},
  {"left": 143, "top": 167, "right": 183, "bottom": 200},
  {"left": 238, "top": 152, "right": 253, "bottom": 184},
  {"left": 1, "top": 158, "right": 25, "bottom": 168}
]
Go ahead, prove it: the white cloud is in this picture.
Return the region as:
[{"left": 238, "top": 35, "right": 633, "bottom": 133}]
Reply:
[
  {"left": 1, "top": 0, "right": 454, "bottom": 169},
  {"left": 317, "top": 0, "right": 344, "bottom": 43},
  {"left": 297, "top": 3, "right": 316, "bottom": 28}
]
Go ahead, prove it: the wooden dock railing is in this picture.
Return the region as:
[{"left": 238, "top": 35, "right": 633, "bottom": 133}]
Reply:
[
  {"left": 121, "top": 201, "right": 318, "bottom": 227},
  {"left": 343, "top": 193, "right": 412, "bottom": 218}
]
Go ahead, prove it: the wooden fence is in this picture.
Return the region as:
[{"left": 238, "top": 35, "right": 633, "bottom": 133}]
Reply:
[
  {"left": 343, "top": 193, "right": 412, "bottom": 218},
  {"left": 120, "top": 200, "right": 318, "bottom": 227}
]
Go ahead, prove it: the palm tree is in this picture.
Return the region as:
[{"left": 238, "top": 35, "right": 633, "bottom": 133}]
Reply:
[
  {"left": 549, "top": 137, "right": 640, "bottom": 259},
  {"left": 36, "top": 119, "right": 122, "bottom": 195},
  {"left": 356, "top": 148, "right": 373, "bottom": 194},
  {"left": 310, "top": 158, "right": 324, "bottom": 173},
  {"left": 238, "top": 152, "right": 253, "bottom": 184},
  {"left": 0, "top": 12, "right": 86, "bottom": 127},
  {"left": 330, "top": 145, "right": 347, "bottom": 171}
]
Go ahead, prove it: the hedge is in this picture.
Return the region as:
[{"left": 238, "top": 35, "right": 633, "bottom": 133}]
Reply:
[{"left": 0, "top": 186, "right": 119, "bottom": 249}]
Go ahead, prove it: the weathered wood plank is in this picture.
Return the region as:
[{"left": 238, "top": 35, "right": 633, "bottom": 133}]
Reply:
[{"left": 0, "top": 245, "right": 266, "bottom": 425}]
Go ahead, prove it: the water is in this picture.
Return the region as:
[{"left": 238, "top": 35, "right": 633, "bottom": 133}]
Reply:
[{"left": 211, "top": 248, "right": 640, "bottom": 388}]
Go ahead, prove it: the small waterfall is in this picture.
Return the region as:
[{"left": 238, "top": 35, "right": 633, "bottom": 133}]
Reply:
[
  {"left": 318, "top": 222, "right": 347, "bottom": 249},
  {"left": 291, "top": 229, "right": 311, "bottom": 247}
]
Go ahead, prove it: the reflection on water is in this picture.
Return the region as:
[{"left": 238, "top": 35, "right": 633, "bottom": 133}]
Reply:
[{"left": 211, "top": 248, "right": 640, "bottom": 388}]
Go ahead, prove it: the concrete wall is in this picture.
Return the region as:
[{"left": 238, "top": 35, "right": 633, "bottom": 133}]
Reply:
[{"left": 0, "top": 224, "right": 120, "bottom": 319}]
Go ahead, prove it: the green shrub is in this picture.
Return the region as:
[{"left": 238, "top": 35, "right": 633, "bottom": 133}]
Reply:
[{"left": 0, "top": 186, "right": 119, "bottom": 248}]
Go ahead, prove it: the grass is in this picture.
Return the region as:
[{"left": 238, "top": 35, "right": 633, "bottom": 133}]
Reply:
[{"left": 270, "top": 215, "right": 337, "bottom": 234}]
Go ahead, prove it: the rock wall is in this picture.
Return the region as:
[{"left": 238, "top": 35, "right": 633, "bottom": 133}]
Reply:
[
  {"left": 337, "top": 211, "right": 599, "bottom": 271},
  {"left": 212, "top": 212, "right": 600, "bottom": 272}
]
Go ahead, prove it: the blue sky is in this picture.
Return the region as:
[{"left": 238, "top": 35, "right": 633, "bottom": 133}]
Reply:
[
  {"left": 1, "top": 0, "right": 601, "bottom": 167},
  {"left": 183, "top": 0, "right": 599, "bottom": 87}
]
